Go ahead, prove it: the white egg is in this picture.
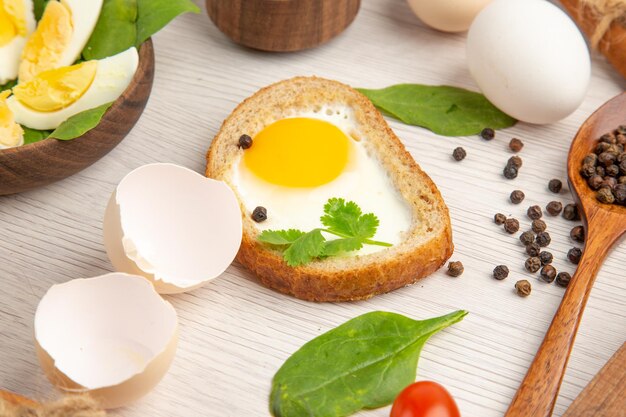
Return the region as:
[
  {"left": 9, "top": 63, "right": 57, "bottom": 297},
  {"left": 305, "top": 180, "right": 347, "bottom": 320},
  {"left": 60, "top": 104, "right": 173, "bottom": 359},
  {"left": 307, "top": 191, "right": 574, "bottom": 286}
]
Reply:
[
  {"left": 8, "top": 47, "right": 138, "bottom": 130},
  {"left": 0, "top": 0, "right": 36, "bottom": 84},
  {"left": 57, "top": 0, "right": 104, "bottom": 68},
  {"left": 467, "top": 0, "right": 590, "bottom": 124},
  {"left": 406, "top": 0, "right": 493, "bottom": 32},
  {"left": 233, "top": 105, "right": 412, "bottom": 256}
]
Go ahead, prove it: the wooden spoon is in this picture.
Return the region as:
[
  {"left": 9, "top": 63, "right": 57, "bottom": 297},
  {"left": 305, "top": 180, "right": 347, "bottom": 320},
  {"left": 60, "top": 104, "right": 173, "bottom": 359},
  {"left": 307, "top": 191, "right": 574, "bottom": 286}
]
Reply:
[{"left": 505, "top": 92, "right": 626, "bottom": 417}]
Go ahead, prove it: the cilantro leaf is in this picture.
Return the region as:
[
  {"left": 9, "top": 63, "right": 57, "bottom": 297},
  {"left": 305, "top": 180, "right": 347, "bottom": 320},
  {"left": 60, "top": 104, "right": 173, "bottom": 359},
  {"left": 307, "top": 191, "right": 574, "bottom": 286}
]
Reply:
[
  {"left": 282, "top": 230, "right": 325, "bottom": 267},
  {"left": 259, "top": 229, "right": 305, "bottom": 246},
  {"left": 321, "top": 198, "right": 379, "bottom": 239},
  {"left": 323, "top": 238, "right": 364, "bottom": 257}
]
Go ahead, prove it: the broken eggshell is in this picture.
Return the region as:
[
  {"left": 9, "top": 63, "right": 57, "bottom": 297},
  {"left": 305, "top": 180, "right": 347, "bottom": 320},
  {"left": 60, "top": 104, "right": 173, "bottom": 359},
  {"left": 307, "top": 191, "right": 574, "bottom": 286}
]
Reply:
[
  {"left": 34, "top": 273, "right": 178, "bottom": 409},
  {"left": 103, "top": 163, "right": 243, "bottom": 294}
]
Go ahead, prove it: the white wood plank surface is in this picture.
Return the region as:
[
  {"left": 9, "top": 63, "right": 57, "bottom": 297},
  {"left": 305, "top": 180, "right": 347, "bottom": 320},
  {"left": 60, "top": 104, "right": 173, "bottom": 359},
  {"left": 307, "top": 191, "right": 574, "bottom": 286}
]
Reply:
[{"left": 1, "top": 1, "right": 625, "bottom": 416}]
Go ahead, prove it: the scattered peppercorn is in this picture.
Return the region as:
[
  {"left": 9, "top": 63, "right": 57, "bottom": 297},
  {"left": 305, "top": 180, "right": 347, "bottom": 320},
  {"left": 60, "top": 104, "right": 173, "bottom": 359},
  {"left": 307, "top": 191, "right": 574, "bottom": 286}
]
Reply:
[
  {"left": 251, "top": 206, "right": 267, "bottom": 222},
  {"left": 567, "top": 247, "right": 582, "bottom": 264},
  {"left": 531, "top": 219, "right": 547, "bottom": 233},
  {"left": 515, "top": 280, "right": 532, "bottom": 297},
  {"left": 526, "top": 243, "right": 541, "bottom": 257},
  {"left": 556, "top": 272, "right": 572, "bottom": 287},
  {"left": 546, "top": 201, "right": 563, "bottom": 216},
  {"left": 509, "top": 138, "right": 524, "bottom": 152},
  {"left": 519, "top": 231, "right": 535, "bottom": 246},
  {"left": 536, "top": 231, "right": 551, "bottom": 247},
  {"left": 525, "top": 256, "right": 541, "bottom": 273},
  {"left": 493, "top": 265, "right": 509, "bottom": 280},
  {"left": 494, "top": 213, "right": 506, "bottom": 225},
  {"left": 508, "top": 156, "right": 523, "bottom": 169},
  {"left": 504, "top": 218, "right": 520, "bottom": 234},
  {"left": 510, "top": 190, "right": 525, "bottom": 204},
  {"left": 480, "top": 127, "right": 495, "bottom": 140},
  {"left": 452, "top": 147, "right": 467, "bottom": 161},
  {"left": 562, "top": 204, "right": 580, "bottom": 221},
  {"left": 540, "top": 265, "right": 557, "bottom": 283},
  {"left": 238, "top": 134, "right": 253, "bottom": 149},
  {"left": 547, "top": 179, "right": 562, "bottom": 193},
  {"left": 447, "top": 261, "right": 464, "bottom": 277},
  {"left": 570, "top": 226, "right": 585, "bottom": 243},
  {"left": 539, "top": 251, "right": 553, "bottom": 265},
  {"left": 527, "top": 205, "right": 542, "bottom": 220},
  {"left": 503, "top": 165, "right": 518, "bottom": 179}
]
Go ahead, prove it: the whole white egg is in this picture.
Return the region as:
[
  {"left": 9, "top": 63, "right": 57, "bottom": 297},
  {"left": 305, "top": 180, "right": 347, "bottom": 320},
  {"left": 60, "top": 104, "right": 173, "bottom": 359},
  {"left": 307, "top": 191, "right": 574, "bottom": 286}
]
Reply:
[
  {"left": 406, "top": 0, "right": 493, "bottom": 33},
  {"left": 467, "top": 0, "right": 590, "bottom": 124}
]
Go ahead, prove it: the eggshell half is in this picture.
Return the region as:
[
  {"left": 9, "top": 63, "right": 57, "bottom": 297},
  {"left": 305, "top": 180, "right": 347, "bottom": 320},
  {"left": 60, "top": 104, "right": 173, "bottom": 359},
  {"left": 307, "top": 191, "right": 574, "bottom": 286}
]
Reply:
[
  {"left": 34, "top": 273, "right": 178, "bottom": 409},
  {"left": 103, "top": 163, "right": 243, "bottom": 294}
]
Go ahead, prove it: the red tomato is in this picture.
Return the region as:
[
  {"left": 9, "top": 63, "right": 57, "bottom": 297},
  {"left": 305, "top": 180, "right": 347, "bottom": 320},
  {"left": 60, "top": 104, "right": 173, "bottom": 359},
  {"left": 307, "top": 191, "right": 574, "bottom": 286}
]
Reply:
[{"left": 390, "top": 381, "right": 460, "bottom": 417}]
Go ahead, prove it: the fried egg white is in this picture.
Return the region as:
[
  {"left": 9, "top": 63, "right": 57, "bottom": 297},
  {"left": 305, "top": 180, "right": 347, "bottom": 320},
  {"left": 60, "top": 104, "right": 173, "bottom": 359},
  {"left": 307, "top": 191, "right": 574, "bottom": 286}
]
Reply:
[
  {"left": 233, "top": 105, "right": 412, "bottom": 256},
  {"left": 0, "top": 0, "right": 36, "bottom": 84}
]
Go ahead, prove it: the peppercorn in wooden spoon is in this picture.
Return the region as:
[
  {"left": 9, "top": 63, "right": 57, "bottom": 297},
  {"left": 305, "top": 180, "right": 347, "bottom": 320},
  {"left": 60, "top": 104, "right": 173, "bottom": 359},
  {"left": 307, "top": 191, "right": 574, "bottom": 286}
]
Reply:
[{"left": 505, "top": 92, "right": 626, "bottom": 417}]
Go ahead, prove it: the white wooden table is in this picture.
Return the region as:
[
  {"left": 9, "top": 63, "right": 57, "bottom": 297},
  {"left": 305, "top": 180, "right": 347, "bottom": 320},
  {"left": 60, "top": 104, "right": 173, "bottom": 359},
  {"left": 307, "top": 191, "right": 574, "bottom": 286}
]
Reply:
[{"left": 1, "top": 1, "right": 625, "bottom": 416}]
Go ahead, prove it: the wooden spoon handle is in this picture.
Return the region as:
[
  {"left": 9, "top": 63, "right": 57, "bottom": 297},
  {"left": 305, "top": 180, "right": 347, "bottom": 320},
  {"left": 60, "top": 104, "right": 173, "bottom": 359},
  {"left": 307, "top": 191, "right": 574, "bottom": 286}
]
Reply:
[{"left": 505, "top": 211, "right": 622, "bottom": 417}]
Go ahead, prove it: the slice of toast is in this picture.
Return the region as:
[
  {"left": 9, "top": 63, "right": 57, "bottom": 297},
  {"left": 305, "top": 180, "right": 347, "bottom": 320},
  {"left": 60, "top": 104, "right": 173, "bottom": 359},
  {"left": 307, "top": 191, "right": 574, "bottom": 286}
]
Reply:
[{"left": 206, "top": 76, "right": 453, "bottom": 302}]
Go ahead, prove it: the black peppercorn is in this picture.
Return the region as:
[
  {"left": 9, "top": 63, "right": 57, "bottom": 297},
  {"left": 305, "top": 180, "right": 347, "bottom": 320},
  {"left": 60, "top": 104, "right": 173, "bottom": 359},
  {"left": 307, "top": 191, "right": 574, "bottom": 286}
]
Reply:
[
  {"left": 570, "top": 226, "right": 585, "bottom": 243},
  {"left": 525, "top": 256, "right": 541, "bottom": 273},
  {"left": 452, "top": 147, "right": 466, "bottom": 161},
  {"left": 503, "top": 165, "right": 518, "bottom": 179},
  {"left": 580, "top": 164, "right": 597, "bottom": 178},
  {"left": 238, "top": 134, "right": 253, "bottom": 149},
  {"left": 588, "top": 174, "right": 604, "bottom": 190},
  {"left": 606, "top": 164, "right": 620, "bottom": 177},
  {"left": 447, "top": 261, "right": 464, "bottom": 277},
  {"left": 595, "top": 166, "right": 606, "bottom": 177},
  {"left": 598, "top": 152, "right": 617, "bottom": 167},
  {"left": 567, "top": 247, "right": 582, "bottom": 264},
  {"left": 614, "top": 184, "right": 626, "bottom": 204},
  {"left": 583, "top": 153, "right": 598, "bottom": 166},
  {"left": 546, "top": 201, "right": 563, "bottom": 216},
  {"left": 556, "top": 272, "right": 572, "bottom": 287},
  {"left": 597, "top": 186, "right": 615, "bottom": 204},
  {"left": 619, "top": 176, "right": 626, "bottom": 185},
  {"left": 601, "top": 177, "right": 618, "bottom": 190},
  {"left": 493, "top": 265, "right": 509, "bottom": 280},
  {"left": 539, "top": 251, "right": 553, "bottom": 265},
  {"left": 540, "top": 265, "right": 557, "bottom": 283},
  {"left": 562, "top": 204, "right": 580, "bottom": 221},
  {"left": 600, "top": 133, "right": 617, "bottom": 144},
  {"left": 504, "top": 218, "right": 520, "bottom": 234},
  {"left": 620, "top": 159, "right": 626, "bottom": 175},
  {"left": 509, "top": 138, "right": 524, "bottom": 152},
  {"left": 548, "top": 179, "right": 562, "bottom": 193},
  {"left": 480, "top": 127, "right": 495, "bottom": 140},
  {"left": 531, "top": 219, "right": 547, "bottom": 233},
  {"left": 515, "top": 280, "right": 532, "bottom": 297},
  {"left": 536, "top": 231, "right": 551, "bottom": 247},
  {"left": 596, "top": 142, "right": 612, "bottom": 154},
  {"left": 526, "top": 243, "right": 541, "bottom": 257},
  {"left": 519, "top": 231, "right": 535, "bottom": 246},
  {"left": 510, "top": 190, "right": 525, "bottom": 204},
  {"left": 527, "top": 205, "right": 542, "bottom": 220},
  {"left": 251, "top": 206, "right": 267, "bottom": 222},
  {"left": 508, "top": 156, "right": 523, "bottom": 169},
  {"left": 494, "top": 213, "right": 506, "bottom": 225}
]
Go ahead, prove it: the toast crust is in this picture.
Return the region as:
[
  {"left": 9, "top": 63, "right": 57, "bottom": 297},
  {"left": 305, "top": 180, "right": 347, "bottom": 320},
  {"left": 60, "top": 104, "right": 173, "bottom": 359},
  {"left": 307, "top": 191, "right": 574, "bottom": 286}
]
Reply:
[{"left": 206, "top": 76, "right": 453, "bottom": 302}]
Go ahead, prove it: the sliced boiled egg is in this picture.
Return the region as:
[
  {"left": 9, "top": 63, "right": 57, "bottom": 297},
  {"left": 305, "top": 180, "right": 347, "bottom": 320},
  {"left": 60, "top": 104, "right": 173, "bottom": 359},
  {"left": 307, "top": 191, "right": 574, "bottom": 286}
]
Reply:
[
  {"left": 0, "top": 90, "right": 23, "bottom": 149},
  {"left": 34, "top": 273, "right": 178, "bottom": 409},
  {"left": 18, "top": 0, "right": 103, "bottom": 82},
  {"left": 0, "top": 0, "right": 35, "bottom": 84},
  {"left": 8, "top": 46, "right": 138, "bottom": 130},
  {"left": 103, "top": 163, "right": 243, "bottom": 294}
]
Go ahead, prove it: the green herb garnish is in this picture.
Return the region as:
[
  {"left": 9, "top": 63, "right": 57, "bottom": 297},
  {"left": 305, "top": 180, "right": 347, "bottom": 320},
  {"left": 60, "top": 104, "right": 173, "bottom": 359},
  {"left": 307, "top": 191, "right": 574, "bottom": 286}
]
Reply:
[
  {"left": 358, "top": 84, "right": 516, "bottom": 136},
  {"left": 270, "top": 310, "right": 468, "bottom": 417},
  {"left": 258, "top": 198, "right": 391, "bottom": 267},
  {"left": 49, "top": 102, "right": 114, "bottom": 140}
]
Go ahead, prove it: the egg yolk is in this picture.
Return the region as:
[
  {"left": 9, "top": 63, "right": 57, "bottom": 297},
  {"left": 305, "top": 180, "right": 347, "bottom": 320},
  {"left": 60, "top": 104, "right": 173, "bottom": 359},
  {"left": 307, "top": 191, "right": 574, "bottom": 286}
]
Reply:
[
  {"left": 12, "top": 60, "right": 97, "bottom": 112},
  {"left": 19, "top": 0, "right": 73, "bottom": 82},
  {"left": 244, "top": 117, "right": 350, "bottom": 187},
  {"left": 0, "top": 90, "right": 24, "bottom": 148},
  {"left": 0, "top": 0, "right": 27, "bottom": 46}
]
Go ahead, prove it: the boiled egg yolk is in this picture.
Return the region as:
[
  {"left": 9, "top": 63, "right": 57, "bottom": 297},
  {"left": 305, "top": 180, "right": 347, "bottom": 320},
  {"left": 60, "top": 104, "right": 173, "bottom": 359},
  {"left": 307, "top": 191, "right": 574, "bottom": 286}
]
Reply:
[
  {"left": 19, "top": 0, "right": 73, "bottom": 82},
  {"left": 244, "top": 118, "right": 350, "bottom": 187},
  {"left": 0, "top": 90, "right": 24, "bottom": 147},
  {"left": 0, "top": 0, "right": 27, "bottom": 46},
  {"left": 12, "top": 60, "right": 96, "bottom": 111}
]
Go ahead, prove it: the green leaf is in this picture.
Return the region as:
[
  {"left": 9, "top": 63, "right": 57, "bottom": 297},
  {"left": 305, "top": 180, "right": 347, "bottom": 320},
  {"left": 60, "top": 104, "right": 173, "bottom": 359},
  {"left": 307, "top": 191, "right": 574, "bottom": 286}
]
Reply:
[
  {"left": 270, "top": 310, "right": 468, "bottom": 417},
  {"left": 82, "top": 0, "right": 138, "bottom": 61},
  {"left": 321, "top": 198, "right": 379, "bottom": 239},
  {"left": 33, "top": 0, "right": 50, "bottom": 21},
  {"left": 0, "top": 79, "right": 17, "bottom": 93},
  {"left": 22, "top": 127, "right": 52, "bottom": 145},
  {"left": 49, "top": 102, "right": 113, "bottom": 140},
  {"left": 282, "top": 229, "right": 325, "bottom": 267},
  {"left": 322, "top": 237, "right": 363, "bottom": 257},
  {"left": 259, "top": 229, "right": 306, "bottom": 246},
  {"left": 135, "top": 0, "right": 200, "bottom": 46},
  {"left": 357, "top": 84, "right": 517, "bottom": 136}
]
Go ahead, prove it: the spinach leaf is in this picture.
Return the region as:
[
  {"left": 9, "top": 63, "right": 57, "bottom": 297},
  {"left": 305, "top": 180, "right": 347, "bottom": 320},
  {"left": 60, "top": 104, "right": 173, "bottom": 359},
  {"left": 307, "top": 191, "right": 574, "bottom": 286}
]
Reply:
[
  {"left": 49, "top": 102, "right": 113, "bottom": 140},
  {"left": 270, "top": 310, "right": 467, "bottom": 417},
  {"left": 358, "top": 84, "right": 516, "bottom": 136},
  {"left": 22, "top": 127, "right": 52, "bottom": 145},
  {"left": 135, "top": 0, "right": 199, "bottom": 45},
  {"left": 33, "top": 0, "right": 50, "bottom": 21},
  {"left": 82, "top": 0, "right": 138, "bottom": 61}
]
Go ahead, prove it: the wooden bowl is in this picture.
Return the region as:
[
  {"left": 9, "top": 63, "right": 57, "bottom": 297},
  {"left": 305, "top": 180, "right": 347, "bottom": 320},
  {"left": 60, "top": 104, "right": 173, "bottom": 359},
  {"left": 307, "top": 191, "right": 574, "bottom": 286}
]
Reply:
[
  {"left": 0, "top": 40, "right": 155, "bottom": 196},
  {"left": 206, "top": 0, "right": 361, "bottom": 52}
]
